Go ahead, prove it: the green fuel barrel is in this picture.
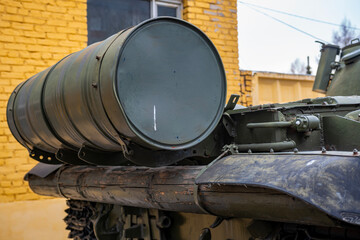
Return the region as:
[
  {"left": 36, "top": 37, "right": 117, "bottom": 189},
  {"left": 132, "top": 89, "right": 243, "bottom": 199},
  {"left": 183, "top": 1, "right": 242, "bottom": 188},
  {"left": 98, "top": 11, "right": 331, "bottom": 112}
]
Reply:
[{"left": 7, "top": 17, "right": 226, "bottom": 165}]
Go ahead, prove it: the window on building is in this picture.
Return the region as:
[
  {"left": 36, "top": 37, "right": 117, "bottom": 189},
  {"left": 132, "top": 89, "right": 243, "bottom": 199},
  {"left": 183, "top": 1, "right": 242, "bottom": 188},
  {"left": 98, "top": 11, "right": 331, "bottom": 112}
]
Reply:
[
  {"left": 151, "top": 0, "right": 182, "bottom": 18},
  {"left": 87, "top": 0, "right": 182, "bottom": 45}
]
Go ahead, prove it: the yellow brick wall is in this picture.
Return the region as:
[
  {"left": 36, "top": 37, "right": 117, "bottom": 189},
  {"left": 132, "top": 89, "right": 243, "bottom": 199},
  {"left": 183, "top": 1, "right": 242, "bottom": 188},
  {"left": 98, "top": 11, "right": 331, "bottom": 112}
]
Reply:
[
  {"left": 183, "top": 0, "right": 240, "bottom": 101},
  {"left": 239, "top": 70, "right": 252, "bottom": 106},
  {"left": 0, "top": 0, "right": 87, "bottom": 202}
]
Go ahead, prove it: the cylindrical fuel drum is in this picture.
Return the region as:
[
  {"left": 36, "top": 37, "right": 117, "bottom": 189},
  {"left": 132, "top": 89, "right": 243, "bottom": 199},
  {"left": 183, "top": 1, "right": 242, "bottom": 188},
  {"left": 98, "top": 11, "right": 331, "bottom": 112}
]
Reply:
[{"left": 7, "top": 17, "right": 226, "bottom": 165}]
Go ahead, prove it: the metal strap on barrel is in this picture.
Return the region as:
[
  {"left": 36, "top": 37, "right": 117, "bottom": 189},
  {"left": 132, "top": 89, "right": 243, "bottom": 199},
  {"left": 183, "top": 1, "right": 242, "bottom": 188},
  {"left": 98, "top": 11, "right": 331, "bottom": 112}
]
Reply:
[
  {"left": 55, "top": 165, "right": 69, "bottom": 199},
  {"left": 193, "top": 149, "right": 230, "bottom": 215},
  {"left": 95, "top": 29, "right": 130, "bottom": 156}
]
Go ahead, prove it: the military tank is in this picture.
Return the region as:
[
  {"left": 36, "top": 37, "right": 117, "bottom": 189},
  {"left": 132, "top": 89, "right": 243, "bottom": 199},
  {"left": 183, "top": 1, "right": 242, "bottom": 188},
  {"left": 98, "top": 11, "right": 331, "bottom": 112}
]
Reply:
[{"left": 7, "top": 17, "right": 360, "bottom": 239}]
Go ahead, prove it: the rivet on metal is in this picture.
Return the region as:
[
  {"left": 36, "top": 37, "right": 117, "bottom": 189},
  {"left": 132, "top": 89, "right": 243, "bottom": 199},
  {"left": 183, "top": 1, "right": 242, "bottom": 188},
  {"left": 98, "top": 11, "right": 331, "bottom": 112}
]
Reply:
[
  {"left": 353, "top": 149, "right": 358, "bottom": 155},
  {"left": 247, "top": 149, "right": 252, "bottom": 154},
  {"left": 269, "top": 148, "right": 274, "bottom": 153},
  {"left": 293, "top": 148, "right": 298, "bottom": 153},
  {"left": 321, "top": 147, "right": 326, "bottom": 153}
]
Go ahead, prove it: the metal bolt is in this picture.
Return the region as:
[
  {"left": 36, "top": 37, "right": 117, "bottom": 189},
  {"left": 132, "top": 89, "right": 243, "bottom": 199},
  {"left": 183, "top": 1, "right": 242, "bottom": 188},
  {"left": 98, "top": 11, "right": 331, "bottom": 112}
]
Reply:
[
  {"left": 156, "top": 216, "right": 171, "bottom": 229},
  {"left": 293, "top": 148, "right": 298, "bottom": 153},
  {"left": 321, "top": 147, "right": 326, "bottom": 153},
  {"left": 269, "top": 148, "right": 274, "bottom": 153},
  {"left": 353, "top": 149, "right": 358, "bottom": 155},
  {"left": 247, "top": 149, "right": 252, "bottom": 154}
]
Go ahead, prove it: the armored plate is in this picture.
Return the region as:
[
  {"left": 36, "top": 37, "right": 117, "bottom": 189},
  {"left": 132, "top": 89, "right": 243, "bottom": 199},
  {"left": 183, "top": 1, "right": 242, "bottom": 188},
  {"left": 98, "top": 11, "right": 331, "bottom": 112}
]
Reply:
[{"left": 196, "top": 152, "right": 360, "bottom": 226}]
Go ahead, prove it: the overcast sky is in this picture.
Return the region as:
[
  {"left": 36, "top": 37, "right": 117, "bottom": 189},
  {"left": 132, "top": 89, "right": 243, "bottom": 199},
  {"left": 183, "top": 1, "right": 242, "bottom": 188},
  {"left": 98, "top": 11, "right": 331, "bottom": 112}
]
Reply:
[{"left": 237, "top": 0, "right": 360, "bottom": 74}]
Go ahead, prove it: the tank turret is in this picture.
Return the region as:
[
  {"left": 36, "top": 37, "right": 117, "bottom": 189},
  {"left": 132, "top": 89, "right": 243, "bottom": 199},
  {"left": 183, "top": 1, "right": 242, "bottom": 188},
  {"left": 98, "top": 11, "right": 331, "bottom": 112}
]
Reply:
[{"left": 313, "top": 39, "right": 360, "bottom": 96}]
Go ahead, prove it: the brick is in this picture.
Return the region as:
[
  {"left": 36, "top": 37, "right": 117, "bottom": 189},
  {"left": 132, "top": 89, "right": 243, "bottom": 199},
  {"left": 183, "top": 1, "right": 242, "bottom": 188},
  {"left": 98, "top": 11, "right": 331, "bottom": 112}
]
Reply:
[
  {"left": 26, "top": 45, "right": 50, "bottom": 52},
  {"left": 226, "top": 40, "right": 237, "bottom": 46},
  {"left": 57, "top": 27, "right": 77, "bottom": 34},
  {"left": 196, "top": 14, "right": 210, "bottom": 21},
  {"left": 36, "top": 0, "right": 56, "bottom": 5},
  {"left": 213, "top": 39, "right": 225, "bottom": 46},
  {"left": 34, "top": 25, "right": 56, "bottom": 33},
  {"left": 3, "top": 86, "right": 17, "bottom": 93},
  {"left": 195, "top": 2, "right": 210, "bottom": 8},
  {"left": 12, "top": 22, "right": 34, "bottom": 31},
  {"left": 11, "top": 180, "right": 25, "bottom": 187},
  {"left": 46, "top": 5, "right": 67, "bottom": 13},
  {"left": 67, "top": 8, "right": 86, "bottom": 16},
  {"left": 68, "top": 21, "right": 87, "bottom": 29},
  {"left": 56, "top": 1, "right": 76, "bottom": 7},
  {"left": 2, "top": 14, "right": 23, "bottom": 22},
  {"left": 210, "top": 4, "right": 222, "bottom": 10},
  {"left": 0, "top": 167, "right": 13, "bottom": 175},
  {"left": 0, "top": 181, "right": 12, "bottom": 187},
  {"left": 3, "top": 0, "right": 22, "bottom": 8},
  {"left": 4, "top": 187, "right": 27, "bottom": 195},
  {"left": 78, "top": 29, "right": 87, "bottom": 35},
  {"left": 18, "top": 9, "right": 29, "bottom": 15},
  {"left": 25, "top": 59, "right": 48, "bottom": 66},
  {"left": 41, "top": 53, "right": 52, "bottom": 59},
  {"left": 188, "top": 19, "right": 203, "bottom": 26},
  {"left": 0, "top": 35, "right": 15, "bottom": 42},
  {"left": 68, "top": 34, "right": 87, "bottom": 42},
  {"left": 4, "top": 43, "right": 27, "bottom": 50},
  {"left": 13, "top": 149, "right": 28, "bottom": 157},
  {"left": 46, "top": 32, "right": 67, "bottom": 40},
  {"left": 5, "top": 6, "right": 18, "bottom": 14},
  {"left": 0, "top": 80, "right": 10, "bottom": 86},
  {"left": 14, "top": 36, "right": 37, "bottom": 44},
  {"left": 76, "top": 2, "right": 87, "bottom": 10},
  {"left": 203, "top": 10, "right": 217, "bottom": 16},
  {"left": 22, "top": 2, "right": 46, "bottom": 11},
  {"left": 0, "top": 57, "right": 24, "bottom": 65},
  {"left": 47, "top": 47, "right": 70, "bottom": 54},
  {"left": 11, "top": 66, "right": 35, "bottom": 73},
  {"left": 184, "top": 0, "right": 195, "bottom": 6},
  {"left": 0, "top": 20, "right": 11, "bottom": 28},
  {"left": 0, "top": 65, "right": 11, "bottom": 71},
  {"left": 59, "top": 40, "right": 80, "bottom": 47},
  {"left": 23, "top": 16, "right": 46, "bottom": 24},
  {"left": 15, "top": 164, "right": 36, "bottom": 172},
  {"left": 23, "top": 31, "right": 46, "bottom": 38},
  {"left": 15, "top": 193, "right": 39, "bottom": 201},
  {"left": 74, "top": 16, "right": 87, "bottom": 22},
  {"left": 35, "top": 66, "right": 47, "bottom": 72},
  {"left": 7, "top": 51, "right": 19, "bottom": 58},
  {"left": 0, "top": 50, "right": 8, "bottom": 57},
  {"left": 19, "top": 51, "right": 31, "bottom": 59},
  {"left": 46, "top": 19, "right": 67, "bottom": 27},
  {"left": 1, "top": 72, "right": 25, "bottom": 79},
  {"left": 37, "top": 39, "right": 61, "bottom": 46},
  {"left": 30, "top": 52, "right": 41, "bottom": 59}
]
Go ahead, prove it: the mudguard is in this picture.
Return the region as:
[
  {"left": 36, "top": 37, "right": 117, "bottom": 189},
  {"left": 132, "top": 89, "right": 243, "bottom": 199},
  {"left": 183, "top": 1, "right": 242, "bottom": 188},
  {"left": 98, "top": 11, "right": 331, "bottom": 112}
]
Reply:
[{"left": 196, "top": 152, "right": 360, "bottom": 226}]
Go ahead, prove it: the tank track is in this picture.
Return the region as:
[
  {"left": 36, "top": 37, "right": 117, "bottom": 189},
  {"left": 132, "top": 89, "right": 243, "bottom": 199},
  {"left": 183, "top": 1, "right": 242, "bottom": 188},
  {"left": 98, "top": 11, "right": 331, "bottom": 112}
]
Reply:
[{"left": 64, "top": 200, "right": 97, "bottom": 240}]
